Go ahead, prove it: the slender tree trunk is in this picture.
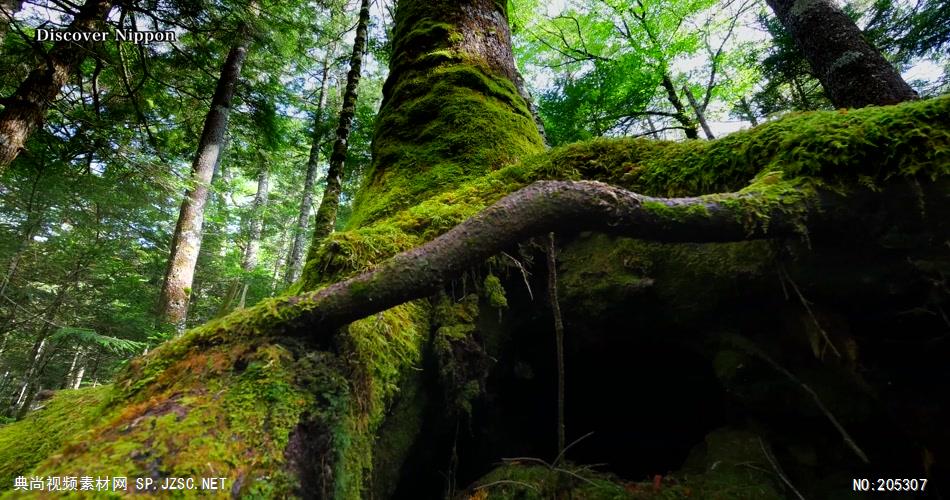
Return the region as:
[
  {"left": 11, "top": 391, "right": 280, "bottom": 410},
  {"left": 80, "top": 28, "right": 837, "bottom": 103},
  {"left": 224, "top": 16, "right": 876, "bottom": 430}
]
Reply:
[
  {"left": 271, "top": 227, "right": 290, "bottom": 293},
  {"left": 286, "top": 52, "right": 333, "bottom": 285},
  {"left": 71, "top": 358, "right": 86, "bottom": 389},
  {"left": 158, "top": 36, "right": 250, "bottom": 332},
  {"left": 739, "top": 97, "right": 759, "bottom": 126},
  {"left": 0, "top": 0, "right": 112, "bottom": 170},
  {"left": 307, "top": 0, "right": 370, "bottom": 260},
  {"left": 64, "top": 347, "right": 83, "bottom": 388},
  {"left": 645, "top": 116, "right": 660, "bottom": 139},
  {"left": 765, "top": 0, "right": 917, "bottom": 108},
  {"left": 237, "top": 167, "right": 269, "bottom": 309},
  {"left": 241, "top": 167, "right": 270, "bottom": 274},
  {"left": 12, "top": 332, "right": 47, "bottom": 417},
  {"left": 660, "top": 74, "right": 699, "bottom": 139},
  {"left": 683, "top": 85, "right": 715, "bottom": 139},
  {"left": 215, "top": 166, "right": 269, "bottom": 315}
]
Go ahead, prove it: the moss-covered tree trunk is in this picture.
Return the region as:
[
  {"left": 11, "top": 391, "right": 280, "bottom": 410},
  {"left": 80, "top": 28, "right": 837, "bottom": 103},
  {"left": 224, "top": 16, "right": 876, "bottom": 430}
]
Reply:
[
  {"left": 307, "top": 0, "right": 370, "bottom": 261},
  {"left": 765, "top": 0, "right": 918, "bottom": 107},
  {"left": 0, "top": 0, "right": 112, "bottom": 170}
]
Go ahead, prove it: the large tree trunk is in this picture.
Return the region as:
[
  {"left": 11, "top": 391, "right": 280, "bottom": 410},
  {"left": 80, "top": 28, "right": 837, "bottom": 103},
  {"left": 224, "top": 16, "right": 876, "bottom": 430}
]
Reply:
[
  {"left": 158, "top": 38, "right": 250, "bottom": 331},
  {"left": 0, "top": 0, "right": 111, "bottom": 170},
  {"left": 307, "top": 0, "right": 370, "bottom": 261},
  {"left": 765, "top": 0, "right": 917, "bottom": 108},
  {"left": 285, "top": 53, "right": 333, "bottom": 285}
]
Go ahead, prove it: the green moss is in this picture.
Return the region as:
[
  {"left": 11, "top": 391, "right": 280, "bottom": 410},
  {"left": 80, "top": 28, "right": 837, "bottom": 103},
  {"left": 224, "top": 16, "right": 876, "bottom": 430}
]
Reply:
[
  {"left": 483, "top": 273, "right": 508, "bottom": 309},
  {"left": 6, "top": 54, "right": 944, "bottom": 500},
  {"left": 348, "top": 62, "right": 545, "bottom": 228},
  {"left": 0, "top": 386, "right": 111, "bottom": 487},
  {"left": 9, "top": 338, "right": 349, "bottom": 498},
  {"left": 558, "top": 233, "right": 775, "bottom": 322},
  {"left": 432, "top": 293, "right": 488, "bottom": 417},
  {"left": 465, "top": 428, "right": 783, "bottom": 499}
]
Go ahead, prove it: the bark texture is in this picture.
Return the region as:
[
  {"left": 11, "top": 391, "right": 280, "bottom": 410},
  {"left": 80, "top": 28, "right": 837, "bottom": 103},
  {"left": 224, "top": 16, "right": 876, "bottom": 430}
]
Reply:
[
  {"left": 0, "top": 0, "right": 112, "bottom": 170},
  {"left": 158, "top": 38, "right": 249, "bottom": 331},
  {"left": 286, "top": 53, "right": 332, "bottom": 285},
  {"left": 307, "top": 0, "right": 370, "bottom": 260},
  {"left": 766, "top": 0, "right": 918, "bottom": 108}
]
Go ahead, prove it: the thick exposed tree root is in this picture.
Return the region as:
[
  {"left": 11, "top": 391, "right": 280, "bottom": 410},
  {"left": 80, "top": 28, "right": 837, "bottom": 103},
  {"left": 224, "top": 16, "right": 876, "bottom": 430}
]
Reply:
[{"left": 261, "top": 180, "right": 824, "bottom": 340}]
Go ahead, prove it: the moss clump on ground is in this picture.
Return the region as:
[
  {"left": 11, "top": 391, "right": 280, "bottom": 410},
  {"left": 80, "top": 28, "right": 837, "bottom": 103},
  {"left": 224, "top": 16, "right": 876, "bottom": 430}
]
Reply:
[
  {"left": 462, "top": 428, "right": 783, "bottom": 499},
  {"left": 0, "top": 386, "right": 111, "bottom": 487}
]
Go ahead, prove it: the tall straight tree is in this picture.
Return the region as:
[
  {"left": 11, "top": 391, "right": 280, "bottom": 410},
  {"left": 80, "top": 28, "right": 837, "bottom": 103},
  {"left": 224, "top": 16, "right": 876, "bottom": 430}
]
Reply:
[
  {"left": 237, "top": 165, "right": 270, "bottom": 308},
  {"left": 158, "top": 33, "right": 251, "bottom": 331},
  {"left": 765, "top": 0, "right": 918, "bottom": 108},
  {"left": 306, "top": 0, "right": 370, "bottom": 260},
  {"left": 0, "top": 0, "right": 112, "bottom": 170},
  {"left": 285, "top": 51, "right": 333, "bottom": 285}
]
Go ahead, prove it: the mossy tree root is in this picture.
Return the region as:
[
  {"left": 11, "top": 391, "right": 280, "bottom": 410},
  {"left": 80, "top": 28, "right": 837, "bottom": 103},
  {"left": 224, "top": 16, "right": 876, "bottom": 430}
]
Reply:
[{"left": 243, "top": 179, "right": 838, "bottom": 342}]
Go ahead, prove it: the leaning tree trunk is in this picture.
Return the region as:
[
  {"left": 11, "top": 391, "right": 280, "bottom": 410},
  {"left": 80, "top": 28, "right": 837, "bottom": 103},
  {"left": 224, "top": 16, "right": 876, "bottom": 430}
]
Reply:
[
  {"left": 158, "top": 36, "right": 250, "bottom": 332},
  {"left": 683, "top": 85, "right": 715, "bottom": 139},
  {"left": 306, "top": 0, "right": 370, "bottom": 263},
  {"left": 0, "top": 0, "right": 111, "bottom": 170},
  {"left": 285, "top": 52, "right": 333, "bottom": 285},
  {"left": 738, "top": 96, "right": 759, "bottom": 126},
  {"left": 660, "top": 74, "right": 699, "bottom": 139},
  {"left": 765, "top": 0, "right": 918, "bottom": 108}
]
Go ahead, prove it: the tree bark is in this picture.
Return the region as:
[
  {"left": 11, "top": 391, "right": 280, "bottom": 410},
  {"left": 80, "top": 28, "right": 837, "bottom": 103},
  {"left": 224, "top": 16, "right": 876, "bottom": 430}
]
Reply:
[
  {"left": 158, "top": 37, "right": 250, "bottom": 332},
  {"left": 660, "top": 74, "right": 699, "bottom": 139},
  {"left": 765, "top": 0, "right": 918, "bottom": 108},
  {"left": 307, "top": 0, "right": 370, "bottom": 260},
  {"left": 285, "top": 52, "right": 333, "bottom": 285},
  {"left": 0, "top": 0, "right": 112, "bottom": 170},
  {"left": 0, "top": 0, "right": 23, "bottom": 47},
  {"left": 683, "top": 84, "right": 715, "bottom": 139}
]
